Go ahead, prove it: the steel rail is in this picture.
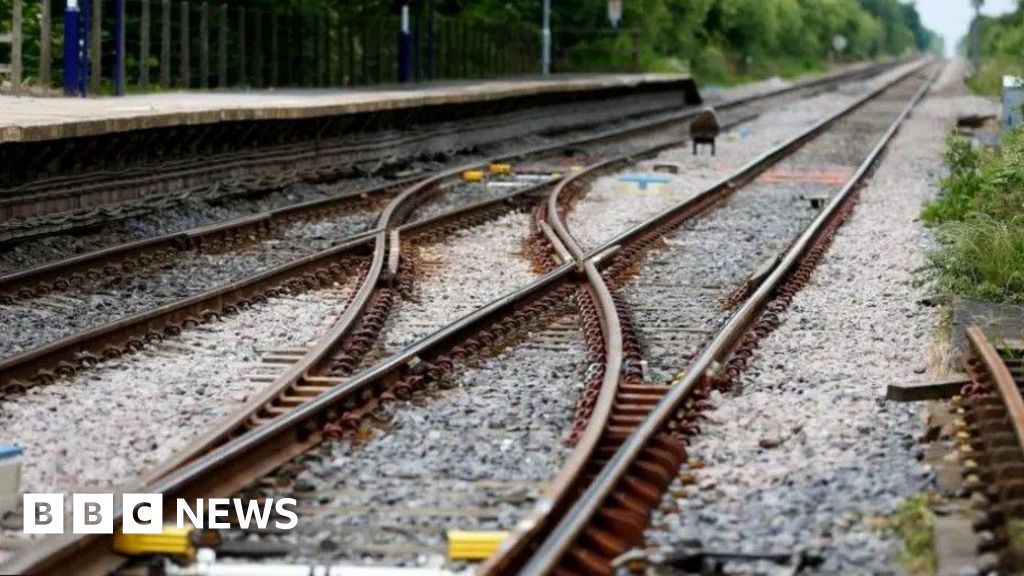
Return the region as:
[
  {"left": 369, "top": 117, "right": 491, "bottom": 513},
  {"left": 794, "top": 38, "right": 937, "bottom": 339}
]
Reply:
[
  {"left": 142, "top": 171, "right": 563, "bottom": 481},
  {"left": 967, "top": 326, "right": 1024, "bottom": 454},
  {"left": 480, "top": 57, "right": 933, "bottom": 576},
  {"left": 156, "top": 54, "right": 913, "bottom": 484},
  {"left": 0, "top": 175, "right": 560, "bottom": 391},
  {"left": 0, "top": 59, "right": 901, "bottom": 390},
  {"left": 0, "top": 58, "right": 893, "bottom": 280},
  {"left": 3, "top": 60, "right": 912, "bottom": 576},
  {"left": 515, "top": 61, "right": 941, "bottom": 576}
]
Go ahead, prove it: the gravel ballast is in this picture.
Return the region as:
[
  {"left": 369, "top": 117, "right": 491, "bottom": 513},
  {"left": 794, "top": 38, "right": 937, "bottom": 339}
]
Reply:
[
  {"left": 568, "top": 61, "right": 922, "bottom": 252},
  {"left": 0, "top": 282, "right": 357, "bottom": 495},
  {"left": 263, "top": 315, "right": 585, "bottom": 565},
  {"left": 355, "top": 211, "right": 540, "bottom": 368},
  {"left": 0, "top": 218, "right": 374, "bottom": 359},
  {"left": 642, "top": 62, "right": 991, "bottom": 574}
]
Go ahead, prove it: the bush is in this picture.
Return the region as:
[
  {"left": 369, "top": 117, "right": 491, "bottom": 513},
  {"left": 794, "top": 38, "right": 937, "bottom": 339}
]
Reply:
[
  {"left": 922, "top": 133, "right": 982, "bottom": 224},
  {"left": 931, "top": 215, "right": 1024, "bottom": 303},
  {"left": 926, "top": 128, "right": 1024, "bottom": 303}
]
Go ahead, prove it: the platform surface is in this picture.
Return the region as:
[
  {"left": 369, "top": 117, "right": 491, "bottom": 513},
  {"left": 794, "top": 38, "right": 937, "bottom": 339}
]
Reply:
[{"left": 0, "top": 74, "right": 690, "bottom": 143}]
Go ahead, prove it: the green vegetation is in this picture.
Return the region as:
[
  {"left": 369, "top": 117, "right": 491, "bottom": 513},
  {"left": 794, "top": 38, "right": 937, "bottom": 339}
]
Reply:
[
  {"left": 462, "top": 0, "right": 940, "bottom": 82},
  {"left": 925, "top": 130, "right": 1024, "bottom": 303},
  {"left": 964, "top": 5, "right": 1024, "bottom": 95},
  {"left": 886, "top": 494, "right": 939, "bottom": 575},
  {"left": 0, "top": 0, "right": 938, "bottom": 89}
]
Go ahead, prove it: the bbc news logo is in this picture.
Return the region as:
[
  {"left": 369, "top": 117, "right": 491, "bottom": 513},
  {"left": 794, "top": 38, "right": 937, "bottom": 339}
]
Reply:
[{"left": 23, "top": 494, "right": 298, "bottom": 534}]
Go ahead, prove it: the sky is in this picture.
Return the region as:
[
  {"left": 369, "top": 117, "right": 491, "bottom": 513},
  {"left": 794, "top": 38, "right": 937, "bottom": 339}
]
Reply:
[{"left": 914, "top": 0, "right": 1018, "bottom": 56}]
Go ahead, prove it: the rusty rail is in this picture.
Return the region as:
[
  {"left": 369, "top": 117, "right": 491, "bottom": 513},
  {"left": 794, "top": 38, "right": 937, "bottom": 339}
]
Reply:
[
  {"left": 3, "top": 59, "right": 914, "bottom": 576},
  {"left": 967, "top": 326, "right": 1024, "bottom": 453},
  {"left": 0, "top": 58, "right": 896, "bottom": 299},
  {"left": 511, "top": 61, "right": 939, "bottom": 576}
]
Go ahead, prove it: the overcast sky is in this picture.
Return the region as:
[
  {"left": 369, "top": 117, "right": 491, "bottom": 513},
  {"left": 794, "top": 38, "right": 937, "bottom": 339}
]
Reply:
[{"left": 914, "top": 0, "right": 1018, "bottom": 56}]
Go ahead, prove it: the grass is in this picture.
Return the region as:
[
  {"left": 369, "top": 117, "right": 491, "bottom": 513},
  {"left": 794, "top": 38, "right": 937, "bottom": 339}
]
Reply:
[
  {"left": 924, "top": 129, "right": 1024, "bottom": 304},
  {"left": 886, "top": 495, "right": 939, "bottom": 576},
  {"left": 931, "top": 216, "right": 1024, "bottom": 303}
]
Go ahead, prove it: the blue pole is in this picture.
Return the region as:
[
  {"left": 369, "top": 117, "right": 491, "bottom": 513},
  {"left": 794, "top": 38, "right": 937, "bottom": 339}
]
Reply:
[
  {"left": 398, "top": 3, "right": 411, "bottom": 83},
  {"left": 62, "top": 1, "right": 85, "bottom": 96},
  {"left": 80, "top": 0, "right": 91, "bottom": 96},
  {"left": 114, "top": 0, "right": 125, "bottom": 96}
]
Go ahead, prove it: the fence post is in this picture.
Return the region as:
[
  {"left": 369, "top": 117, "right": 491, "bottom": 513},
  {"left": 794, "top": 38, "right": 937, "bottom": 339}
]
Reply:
[
  {"left": 10, "top": 0, "right": 21, "bottom": 91},
  {"left": 217, "top": 3, "right": 226, "bottom": 87},
  {"left": 199, "top": 1, "right": 208, "bottom": 87},
  {"left": 160, "top": 0, "right": 170, "bottom": 88},
  {"left": 40, "top": 0, "right": 51, "bottom": 88},
  {"left": 179, "top": 1, "right": 189, "bottom": 87},
  {"left": 237, "top": 6, "right": 245, "bottom": 85},
  {"left": 140, "top": 0, "right": 150, "bottom": 85},
  {"left": 114, "top": 0, "right": 125, "bottom": 95},
  {"left": 88, "top": 0, "right": 100, "bottom": 93}
]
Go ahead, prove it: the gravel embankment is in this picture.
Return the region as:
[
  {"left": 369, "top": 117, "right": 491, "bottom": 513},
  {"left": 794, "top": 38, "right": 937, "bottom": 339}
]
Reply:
[
  {"left": 0, "top": 283, "right": 356, "bottom": 495},
  {"left": 0, "top": 217, "right": 373, "bottom": 359},
  {"left": 567, "top": 61, "right": 922, "bottom": 252},
  {"left": 642, "top": 61, "right": 994, "bottom": 574},
  {"left": 263, "top": 316, "right": 585, "bottom": 565}
]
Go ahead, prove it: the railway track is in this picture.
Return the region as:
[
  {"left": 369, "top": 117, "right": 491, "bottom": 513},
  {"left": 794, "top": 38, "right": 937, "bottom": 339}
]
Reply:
[
  {"left": 0, "top": 87, "right": 691, "bottom": 229},
  {"left": 502, "top": 63, "right": 940, "bottom": 576},
  {"left": 2, "top": 59, "right": 934, "bottom": 575},
  {"left": 0, "top": 61, "right": 897, "bottom": 389},
  {"left": 955, "top": 327, "right": 1024, "bottom": 573}
]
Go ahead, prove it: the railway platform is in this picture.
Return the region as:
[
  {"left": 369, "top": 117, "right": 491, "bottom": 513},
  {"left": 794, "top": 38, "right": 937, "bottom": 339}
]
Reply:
[{"left": 0, "top": 74, "right": 696, "bottom": 143}]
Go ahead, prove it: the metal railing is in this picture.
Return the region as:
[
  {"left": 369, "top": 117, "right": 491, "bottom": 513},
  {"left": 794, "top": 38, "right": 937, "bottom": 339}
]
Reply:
[{"left": 2, "top": 0, "right": 541, "bottom": 96}]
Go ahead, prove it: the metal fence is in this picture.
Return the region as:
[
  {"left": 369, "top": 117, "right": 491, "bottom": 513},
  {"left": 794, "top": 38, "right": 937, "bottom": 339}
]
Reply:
[{"left": 0, "top": 0, "right": 540, "bottom": 95}]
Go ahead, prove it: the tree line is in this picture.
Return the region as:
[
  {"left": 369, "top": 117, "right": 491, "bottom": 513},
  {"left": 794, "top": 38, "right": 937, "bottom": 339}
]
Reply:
[{"left": 964, "top": 1, "right": 1024, "bottom": 94}]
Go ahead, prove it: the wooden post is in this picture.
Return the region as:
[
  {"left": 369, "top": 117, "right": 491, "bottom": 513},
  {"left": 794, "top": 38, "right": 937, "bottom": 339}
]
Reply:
[
  {"left": 237, "top": 6, "right": 245, "bottom": 85},
  {"left": 179, "top": 1, "right": 189, "bottom": 87},
  {"left": 10, "top": 0, "right": 21, "bottom": 91},
  {"left": 140, "top": 0, "right": 150, "bottom": 85},
  {"left": 199, "top": 2, "right": 208, "bottom": 87},
  {"left": 90, "top": 0, "right": 101, "bottom": 93},
  {"left": 161, "top": 0, "right": 170, "bottom": 88},
  {"left": 217, "top": 3, "right": 227, "bottom": 88},
  {"left": 40, "top": 0, "right": 51, "bottom": 88},
  {"left": 254, "top": 10, "right": 263, "bottom": 87},
  {"left": 270, "top": 8, "right": 278, "bottom": 86}
]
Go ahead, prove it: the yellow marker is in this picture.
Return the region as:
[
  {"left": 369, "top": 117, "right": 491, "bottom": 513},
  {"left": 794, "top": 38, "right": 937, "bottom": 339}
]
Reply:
[
  {"left": 113, "top": 525, "right": 195, "bottom": 557},
  {"left": 447, "top": 530, "right": 509, "bottom": 560},
  {"left": 489, "top": 163, "right": 512, "bottom": 175},
  {"left": 463, "top": 170, "right": 485, "bottom": 182},
  {"left": 570, "top": 165, "right": 584, "bottom": 173}
]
